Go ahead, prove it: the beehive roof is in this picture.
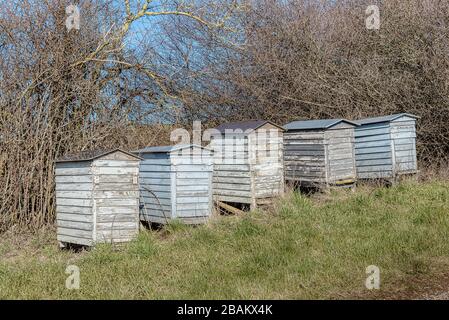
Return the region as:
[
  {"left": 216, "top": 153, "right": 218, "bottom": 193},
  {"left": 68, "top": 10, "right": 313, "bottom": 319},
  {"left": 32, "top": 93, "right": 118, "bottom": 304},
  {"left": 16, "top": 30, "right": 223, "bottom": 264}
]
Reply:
[
  {"left": 283, "top": 119, "right": 358, "bottom": 131},
  {"left": 133, "top": 144, "right": 211, "bottom": 154},
  {"left": 355, "top": 113, "right": 419, "bottom": 125},
  {"left": 214, "top": 120, "right": 284, "bottom": 134},
  {"left": 56, "top": 149, "right": 142, "bottom": 163}
]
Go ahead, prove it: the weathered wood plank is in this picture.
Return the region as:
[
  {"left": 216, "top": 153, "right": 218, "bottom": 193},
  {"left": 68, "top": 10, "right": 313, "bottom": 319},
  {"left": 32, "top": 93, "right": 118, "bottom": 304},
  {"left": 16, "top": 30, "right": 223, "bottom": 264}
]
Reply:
[
  {"left": 56, "top": 183, "right": 92, "bottom": 191},
  {"left": 93, "top": 190, "right": 139, "bottom": 199},
  {"left": 173, "top": 164, "right": 211, "bottom": 172},
  {"left": 283, "top": 144, "right": 324, "bottom": 151},
  {"left": 212, "top": 183, "right": 251, "bottom": 191},
  {"left": 55, "top": 175, "right": 92, "bottom": 183},
  {"left": 94, "top": 160, "right": 140, "bottom": 167},
  {"left": 285, "top": 165, "right": 325, "bottom": 172},
  {"left": 328, "top": 158, "right": 357, "bottom": 167},
  {"left": 55, "top": 167, "right": 91, "bottom": 176},
  {"left": 355, "top": 127, "right": 390, "bottom": 137},
  {"left": 356, "top": 152, "right": 392, "bottom": 160},
  {"left": 141, "top": 215, "right": 208, "bottom": 225},
  {"left": 96, "top": 167, "right": 139, "bottom": 175},
  {"left": 355, "top": 139, "right": 392, "bottom": 149},
  {"left": 176, "top": 196, "right": 211, "bottom": 204},
  {"left": 139, "top": 159, "right": 171, "bottom": 165},
  {"left": 176, "top": 191, "right": 210, "bottom": 197},
  {"left": 56, "top": 198, "right": 93, "bottom": 207},
  {"left": 214, "top": 164, "right": 250, "bottom": 171},
  {"left": 57, "top": 227, "right": 92, "bottom": 239},
  {"left": 97, "top": 214, "right": 137, "bottom": 223},
  {"left": 94, "top": 183, "right": 138, "bottom": 191},
  {"left": 356, "top": 158, "right": 393, "bottom": 166},
  {"left": 177, "top": 203, "right": 210, "bottom": 210},
  {"left": 213, "top": 171, "right": 251, "bottom": 178},
  {"left": 284, "top": 150, "right": 325, "bottom": 157},
  {"left": 284, "top": 155, "right": 325, "bottom": 162},
  {"left": 176, "top": 178, "right": 210, "bottom": 186},
  {"left": 355, "top": 146, "right": 391, "bottom": 154},
  {"left": 216, "top": 201, "right": 245, "bottom": 215},
  {"left": 355, "top": 134, "right": 390, "bottom": 143},
  {"left": 140, "top": 164, "right": 172, "bottom": 172},
  {"left": 56, "top": 205, "right": 92, "bottom": 215},
  {"left": 140, "top": 197, "right": 172, "bottom": 206},
  {"left": 96, "top": 230, "right": 138, "bottom": 242},
  {"left": 96, "top": 222, "right": 138, "bottom": 231},
  {"left": 284, "top": 132, "right": 324, "bottom": 140},
  {"left": 97, "top": 175, "right": 134, "bottom": 184},
  {"left": 212, "top": 176, "right": 251, "bottom": 184},
  {"left": 357, "top": 165, "right": 394, "bottom": 172},
  {"left": 95, "top": 198, "right": 139, "bottom": 207},
  {"left": 97, "top": 206, "right": 138, "bottom": 215},
  {"left": 56, "top": 162, "right": 91, "bottom": 169},
  {"left": 176, "top": 210, "right": 210, "bottom": 218},
  {"left": 140, "top": 172, "right": 171, "bottom": 179},
  {"left": 176, "top": 185, "right": 210, "bottom": 192},
  {"left": 284, "top": 139, "right": 324, "bottom": 145},
  {"left": 285, "top": 175, "right": 327, "bottom": 182},
  {"left": 358, "top": 171, "right": 393, "bottom": 179},
  {"left": 177, "top": 172, "right": 210, "bottom": 179},
  {"left": 57, "top": 213, "right": 93, "bottom": 223},
  {"left": 57, "top": 220, "right": 92, "bottom": 231},
  {"left": 213, "top": 195, "right": 252, "bottom": 204},
  {"left": 140, "top": 184, "right": 171, "bottom": 193}
]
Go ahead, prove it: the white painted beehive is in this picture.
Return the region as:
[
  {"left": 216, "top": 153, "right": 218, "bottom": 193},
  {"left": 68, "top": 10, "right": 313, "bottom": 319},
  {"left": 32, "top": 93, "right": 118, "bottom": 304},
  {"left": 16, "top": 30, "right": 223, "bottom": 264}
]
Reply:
[
  {"left": 283, "top": 119, "right": 359, "bottom": 188},
  {"left": 55, "top": 149, "right": 141, "bottom": 247},
  {"left": 354, "top": 113, "right": 419, "bottom": 179},
  {"left": 134, "top": 145, "right": 214, "bottom": 225},
  {"left": 209, "top": 120, "right": 285, "bottom": 209}
]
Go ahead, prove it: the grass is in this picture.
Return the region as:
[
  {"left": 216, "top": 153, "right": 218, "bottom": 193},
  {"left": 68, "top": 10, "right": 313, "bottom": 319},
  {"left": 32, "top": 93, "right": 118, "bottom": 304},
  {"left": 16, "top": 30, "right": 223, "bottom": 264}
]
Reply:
[{"left": 1, "top": 179, "right": 449, "bottom": 299}]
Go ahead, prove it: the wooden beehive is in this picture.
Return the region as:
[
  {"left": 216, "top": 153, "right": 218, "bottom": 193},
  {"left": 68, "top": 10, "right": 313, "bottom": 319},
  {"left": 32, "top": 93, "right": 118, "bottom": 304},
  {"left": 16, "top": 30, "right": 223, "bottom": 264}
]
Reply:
[
  {"left": 283, "top": 119, "right": 359, "bottom": 187},
  {"left": 354, "top": 113, "right": 419, "bottom": 179},
  {"left": 134, "top": 144, "right": 214, "bottom": 224},
  {"left": 209, "top": 120, "right": 284, "bottom": 209},
  {"left": 55, "top": 149, "right": 141, "bottom": 247}
]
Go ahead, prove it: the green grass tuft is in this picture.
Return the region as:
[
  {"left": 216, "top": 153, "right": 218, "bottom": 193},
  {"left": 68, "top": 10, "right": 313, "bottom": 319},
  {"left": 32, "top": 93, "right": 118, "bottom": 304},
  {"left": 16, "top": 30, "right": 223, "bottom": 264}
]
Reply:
[{"left": 1, "top": 179, "right": 449, "bottom": 299}]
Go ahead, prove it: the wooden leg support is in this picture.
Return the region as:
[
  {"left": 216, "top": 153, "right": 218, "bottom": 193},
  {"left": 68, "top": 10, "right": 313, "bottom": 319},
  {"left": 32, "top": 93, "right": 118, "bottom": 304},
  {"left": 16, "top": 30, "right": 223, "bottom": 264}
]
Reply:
[{"left": 216, "top": 201, "right": 246, "bottom": 215}]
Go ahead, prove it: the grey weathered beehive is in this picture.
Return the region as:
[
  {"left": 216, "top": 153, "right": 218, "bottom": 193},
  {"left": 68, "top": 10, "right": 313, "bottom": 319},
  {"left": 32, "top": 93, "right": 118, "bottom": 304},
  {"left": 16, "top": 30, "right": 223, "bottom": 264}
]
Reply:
[
  {"left": 283, "top": 119, "right": 359, "bottom": 187},
  {"left": 55, "top": 149, "right": 141, "bottom": 247},
  {"left": 134, "top": 144, "right": 214, "bottom": 224},
  {"left": 209, "top": 120, "right": 285, "bottom": 209},
  {"left": 354, "top": 113, "right": 419, "bottom": 179}
]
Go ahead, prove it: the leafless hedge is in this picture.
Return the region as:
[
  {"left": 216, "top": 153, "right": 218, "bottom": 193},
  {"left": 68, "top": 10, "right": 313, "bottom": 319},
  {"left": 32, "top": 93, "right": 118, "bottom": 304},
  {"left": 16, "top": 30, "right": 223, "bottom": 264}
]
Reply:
[
  {"left": 162, "top": 0, "right": 449, "bottom": 160},
  {"left": 1, "top": 0, "right": 448, "bottom": 231},
  {"left": 0, "top": 0, "right": 231, "bottom": 231}
]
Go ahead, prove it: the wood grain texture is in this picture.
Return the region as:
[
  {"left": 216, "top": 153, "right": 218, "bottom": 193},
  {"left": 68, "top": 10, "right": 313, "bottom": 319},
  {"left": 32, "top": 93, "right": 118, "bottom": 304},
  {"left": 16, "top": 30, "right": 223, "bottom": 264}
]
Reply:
[
  {"left": 355, "top": 115, "right": 418, "bottom": 179},
  {"left": 212, "top": 128, "right": 284, "bottom": 208},
  {"left": 55, "top": 150, "right": 140, "bottom": 247},
  {"left": 138, "top": 146, "right": 213, "bottom": 224}
]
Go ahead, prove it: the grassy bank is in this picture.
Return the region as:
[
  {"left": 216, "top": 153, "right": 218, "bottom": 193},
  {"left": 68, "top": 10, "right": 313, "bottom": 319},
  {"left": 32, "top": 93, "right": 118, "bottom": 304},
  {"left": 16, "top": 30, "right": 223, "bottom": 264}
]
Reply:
[{"left": 1, "top": 179, "right": 449, "bottom": 299}]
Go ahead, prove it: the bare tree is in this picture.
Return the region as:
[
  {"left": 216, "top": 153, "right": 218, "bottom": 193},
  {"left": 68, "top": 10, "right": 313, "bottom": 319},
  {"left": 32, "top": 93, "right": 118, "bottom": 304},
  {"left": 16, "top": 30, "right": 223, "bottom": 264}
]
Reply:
[
  {"left": 160, "top": 0, "right": 449, "bottom": 160},
  {"left": 0, "top": 0, "right": 235, "bottom": 231}
]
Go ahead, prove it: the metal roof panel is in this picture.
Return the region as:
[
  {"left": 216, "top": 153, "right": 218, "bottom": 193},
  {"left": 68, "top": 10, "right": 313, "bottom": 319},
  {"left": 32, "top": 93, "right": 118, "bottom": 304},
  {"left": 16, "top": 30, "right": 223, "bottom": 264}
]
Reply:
[{"left": 283, "top": 119, "right": 358, "bottom": 131}]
